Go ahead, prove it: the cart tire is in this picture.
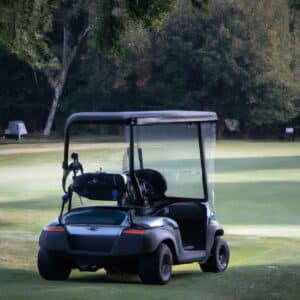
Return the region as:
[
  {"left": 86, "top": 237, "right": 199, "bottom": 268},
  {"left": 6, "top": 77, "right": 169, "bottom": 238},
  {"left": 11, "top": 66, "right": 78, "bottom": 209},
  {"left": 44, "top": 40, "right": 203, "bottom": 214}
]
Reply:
[
  {"left": 138, "top": 243, "right": 172, "bottom": 284},
  {"left": 200, "top": 236, "right": 230, "bottom": 273},
  {"left": 38, "top": 249, "right": 71, "bottom": 280}
]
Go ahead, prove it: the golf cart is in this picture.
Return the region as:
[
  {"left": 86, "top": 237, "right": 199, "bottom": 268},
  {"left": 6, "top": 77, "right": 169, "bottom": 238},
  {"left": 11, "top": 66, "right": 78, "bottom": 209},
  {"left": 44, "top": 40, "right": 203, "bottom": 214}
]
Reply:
[{"left": 38, "top": 111, "right": 229, "bottom": 284}]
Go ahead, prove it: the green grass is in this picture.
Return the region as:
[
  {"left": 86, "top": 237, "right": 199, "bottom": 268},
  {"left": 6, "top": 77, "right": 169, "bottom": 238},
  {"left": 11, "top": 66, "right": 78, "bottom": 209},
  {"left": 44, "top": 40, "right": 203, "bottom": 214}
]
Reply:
[{"left": 0, "top": 140, "right": 300, "bottom": 299}]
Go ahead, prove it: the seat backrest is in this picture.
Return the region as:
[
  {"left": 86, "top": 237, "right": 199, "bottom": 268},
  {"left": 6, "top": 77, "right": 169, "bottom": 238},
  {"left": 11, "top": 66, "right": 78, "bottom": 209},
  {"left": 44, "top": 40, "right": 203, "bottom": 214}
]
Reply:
[{"left": 134, "top": 169, "right": 167, "bottom": 200}]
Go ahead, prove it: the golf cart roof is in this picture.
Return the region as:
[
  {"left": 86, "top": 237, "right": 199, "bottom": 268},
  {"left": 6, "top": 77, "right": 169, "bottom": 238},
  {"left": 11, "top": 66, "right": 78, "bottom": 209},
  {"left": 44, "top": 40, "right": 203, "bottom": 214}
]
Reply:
[{"left": 65, "top": 110, "right": 217, "bottom": 128}]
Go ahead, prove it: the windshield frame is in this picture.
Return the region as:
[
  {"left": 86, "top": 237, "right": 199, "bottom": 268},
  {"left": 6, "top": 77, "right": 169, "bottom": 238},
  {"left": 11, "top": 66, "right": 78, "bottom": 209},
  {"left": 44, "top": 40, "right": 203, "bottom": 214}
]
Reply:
[{"left": 63, "top": 114, "right": 216, "bottom": 203}]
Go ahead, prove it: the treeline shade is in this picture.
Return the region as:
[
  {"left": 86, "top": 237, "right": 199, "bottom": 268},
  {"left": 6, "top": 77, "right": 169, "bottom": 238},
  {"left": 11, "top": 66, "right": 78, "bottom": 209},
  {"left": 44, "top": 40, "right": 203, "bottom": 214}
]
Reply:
[
  {"left": 0, "top": 0, "right": 299, "bottom": 135},
  {"left": 0, "top": 0, "right": 208, "bottom": 135}
]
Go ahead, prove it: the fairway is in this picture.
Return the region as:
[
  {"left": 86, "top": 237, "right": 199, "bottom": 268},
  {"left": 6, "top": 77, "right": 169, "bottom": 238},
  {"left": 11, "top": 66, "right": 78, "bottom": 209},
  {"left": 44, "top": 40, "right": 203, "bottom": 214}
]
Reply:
[{"left": 0, "top": 140, "right": 300, "bottom": 299}]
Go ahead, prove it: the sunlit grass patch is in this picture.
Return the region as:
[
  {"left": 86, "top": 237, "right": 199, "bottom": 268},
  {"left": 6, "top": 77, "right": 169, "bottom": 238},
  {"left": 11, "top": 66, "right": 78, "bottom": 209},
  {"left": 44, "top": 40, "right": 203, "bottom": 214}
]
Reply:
[{"left": 0, "top": 140, "right": 300, "bottom": 299}]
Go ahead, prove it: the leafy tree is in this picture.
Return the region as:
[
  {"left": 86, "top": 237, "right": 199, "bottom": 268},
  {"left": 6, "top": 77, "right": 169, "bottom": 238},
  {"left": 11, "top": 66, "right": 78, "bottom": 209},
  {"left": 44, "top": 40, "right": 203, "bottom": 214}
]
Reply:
[
  {"left": 1, "top": 0, "right": 297, "bottom": 136},
  {"left": 0, "top": 50, "right": 50, "bottom": 131},
  {"left": 0, "top": 0, "right": 90, "bottom": 135},
  {"left": 0, "top": 0, "right": 59, "bottom": 68},
  {"left": 120, "top": 0, "right": 299, "bottom": 126},
  {"left": 288, "top": 0, "right": 300, "bottom": 113},
  {"left": 42, "top": 1, "right": 91, "bottom": 135},
  {"left": 234, "top": 0, "right": 299, "bottom": 125},
  {"left": 59, "top": 0, "right": 299, "bottom": 133},
  {"left": 0, "top": 0, "right": 208, "bottom": 135}
]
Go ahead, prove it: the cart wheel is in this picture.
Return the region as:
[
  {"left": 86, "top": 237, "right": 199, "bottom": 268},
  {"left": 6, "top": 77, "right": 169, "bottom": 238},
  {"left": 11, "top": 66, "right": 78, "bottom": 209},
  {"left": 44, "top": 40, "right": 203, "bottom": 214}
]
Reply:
[
  {"left": 38, "top": 249, "right": 71, "bottom": 280},
  {"left": 200, "top": 236, "right": 230, "bottom": 273},
  {"left": 138, "top": 243, "right": 173, "bottom": 284}
]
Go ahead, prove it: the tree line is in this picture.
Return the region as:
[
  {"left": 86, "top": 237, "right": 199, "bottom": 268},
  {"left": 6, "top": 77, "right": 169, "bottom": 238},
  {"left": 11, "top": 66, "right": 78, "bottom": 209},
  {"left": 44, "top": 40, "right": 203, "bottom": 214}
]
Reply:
[{"left": 0, "top": 0, "right": 299, "bottom": 137}]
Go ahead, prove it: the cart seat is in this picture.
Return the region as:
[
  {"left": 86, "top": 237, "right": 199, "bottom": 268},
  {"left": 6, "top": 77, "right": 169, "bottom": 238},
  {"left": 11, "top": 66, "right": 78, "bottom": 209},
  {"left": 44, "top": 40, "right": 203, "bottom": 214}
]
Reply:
[{"left": 134, "top": 169, "right": 167, "bottom": 200}]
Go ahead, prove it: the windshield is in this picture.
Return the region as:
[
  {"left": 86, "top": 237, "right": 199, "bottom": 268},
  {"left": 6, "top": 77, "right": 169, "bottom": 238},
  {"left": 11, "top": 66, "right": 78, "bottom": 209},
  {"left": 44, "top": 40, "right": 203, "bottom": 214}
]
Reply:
[
  {"left": 69, "top": 124, "right": 128, "bottom": 174},
  {"left": 131, "top": 123, "right": 204, "bottom": 199},
  {"left": 67, "top": 122, "right": 215, "bottom": 202}
]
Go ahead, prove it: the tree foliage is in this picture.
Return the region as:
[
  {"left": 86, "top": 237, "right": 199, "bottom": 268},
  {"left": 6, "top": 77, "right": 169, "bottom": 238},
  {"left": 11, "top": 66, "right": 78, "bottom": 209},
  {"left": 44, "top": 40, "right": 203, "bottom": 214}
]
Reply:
[
  {"left": 0, "top": 0, "right": 299, "bottom": 135},
  {"left": 93, "top": 0, "right": 208, "bottom": 54},
  {"left": 0, "top": 0, "right": 59, "bottom": 69}
]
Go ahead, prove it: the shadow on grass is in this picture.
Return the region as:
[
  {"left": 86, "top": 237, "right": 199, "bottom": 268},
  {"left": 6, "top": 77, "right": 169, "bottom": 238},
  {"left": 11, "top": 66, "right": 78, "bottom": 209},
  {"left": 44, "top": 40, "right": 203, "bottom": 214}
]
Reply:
[
  {"left": 0, "top": 264, "right": 300, "bottom": 299},
  {"left": 0, "top": 219, "right": 16, "bottom": 228},
  {"left": 0, "top": 265, "right": 300, "bottom": 300},
  {"left": 215, "top": 181, "right": 300, "bottom": 225},
  {"left": 216, "top": 156, "right": 300, "bottom": 173},
  {"left": 0, "top": 198, "right": 61, "bottom": 210},
  {"left": 1, "top": 264, "right": 299, "bottom": 284},
  {"left": 69, "top": 269, "right": 204, "bottom": 285},
  {"left": 1, "top": 180, "right": 299, "bottom": 225}
]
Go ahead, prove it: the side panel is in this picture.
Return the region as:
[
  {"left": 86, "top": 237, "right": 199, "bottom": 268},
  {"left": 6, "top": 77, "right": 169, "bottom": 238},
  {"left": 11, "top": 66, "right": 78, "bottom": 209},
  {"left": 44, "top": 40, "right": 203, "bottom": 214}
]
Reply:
[
  {"left": 115, "top": 227, "right": 181, "bottom": 259},
  {"left": 206, "top": 220, "right": 224, "bottom": 254},
  {"left": 205, "top": 203, "right": 224, "bottom": 259}
]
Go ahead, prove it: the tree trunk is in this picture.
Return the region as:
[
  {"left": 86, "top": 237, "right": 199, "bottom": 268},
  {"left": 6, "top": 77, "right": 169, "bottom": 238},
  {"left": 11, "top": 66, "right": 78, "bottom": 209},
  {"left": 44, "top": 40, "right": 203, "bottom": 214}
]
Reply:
[
  {"left": 43, "top": 78, "right": 65, "bottom": 136},
  {"left": 43, "top": 25, "right": 90, "bottom": 136}
]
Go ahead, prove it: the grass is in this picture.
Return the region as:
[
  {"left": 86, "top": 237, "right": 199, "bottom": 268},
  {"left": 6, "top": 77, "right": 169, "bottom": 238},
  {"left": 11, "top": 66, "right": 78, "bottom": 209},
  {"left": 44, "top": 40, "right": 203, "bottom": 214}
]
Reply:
[{"left": 0, "top": 140, "right": 300, "bottom": 299}]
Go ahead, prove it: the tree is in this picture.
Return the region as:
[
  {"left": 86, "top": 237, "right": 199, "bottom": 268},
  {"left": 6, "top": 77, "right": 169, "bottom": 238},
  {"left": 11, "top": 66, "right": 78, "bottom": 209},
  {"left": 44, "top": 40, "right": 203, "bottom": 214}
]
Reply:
[
  {"left": 42, "top": 1, "right": 91, "bottom": 135},
  {"left": 0, "top": 0, "right": 90, "bottom": 136},
  {"left": 0, "top": 0, "right": 208, "bottom": 135},
  {"left": 288, "top": 0, "right": 300, "bottom": 113},
  {"left": 0, "top": 50, "right": 50, "bottom": 131},
  {"left": 0, "top": 0, "right": 59, "bottom": 68},
  {"left": 61, "top": 0, "right": 298, "bottom": 131},
  {"left": 128, "top": 0, "right": 299, "bottom": 127}
]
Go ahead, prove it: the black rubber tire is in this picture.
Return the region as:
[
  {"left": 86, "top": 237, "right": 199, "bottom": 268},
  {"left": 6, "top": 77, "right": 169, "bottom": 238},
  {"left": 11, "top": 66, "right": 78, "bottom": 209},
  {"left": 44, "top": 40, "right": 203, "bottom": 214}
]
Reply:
[
  {"left": 138, "top": 243, "right": 173, "bottom": 284},
  {"left": 38, "top": 249, "right": 71, "bottom": 280},
  {"left": 200, "top": 236, "right": 230, "bottom": 273}
]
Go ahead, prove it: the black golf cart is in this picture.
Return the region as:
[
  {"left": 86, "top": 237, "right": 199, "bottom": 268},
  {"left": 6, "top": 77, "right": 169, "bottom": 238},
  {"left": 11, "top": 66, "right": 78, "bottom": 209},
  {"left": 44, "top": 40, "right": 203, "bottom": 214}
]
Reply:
[{"left": 38, "top": 111, "right": 229, "bottom": 284}]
